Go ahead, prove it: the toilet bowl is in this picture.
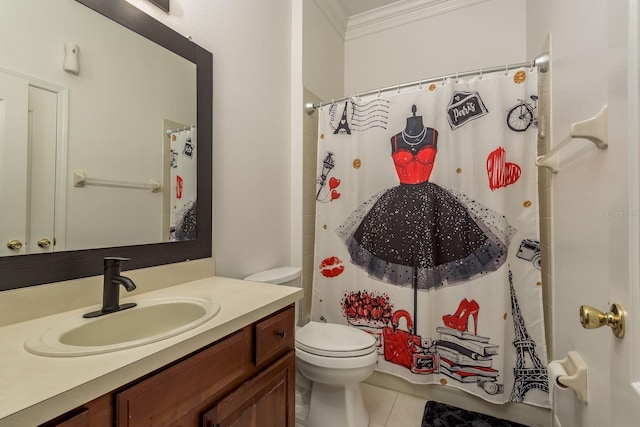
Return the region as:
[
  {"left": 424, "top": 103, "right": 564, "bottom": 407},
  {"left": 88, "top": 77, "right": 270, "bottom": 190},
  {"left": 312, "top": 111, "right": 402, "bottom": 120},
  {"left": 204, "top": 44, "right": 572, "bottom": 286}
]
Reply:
[
  {"left": 295, "top": 321, "right": 377, "bottom": 427},
  {"left": 243, "top": 267, "right": 378, "bottom": 427}
]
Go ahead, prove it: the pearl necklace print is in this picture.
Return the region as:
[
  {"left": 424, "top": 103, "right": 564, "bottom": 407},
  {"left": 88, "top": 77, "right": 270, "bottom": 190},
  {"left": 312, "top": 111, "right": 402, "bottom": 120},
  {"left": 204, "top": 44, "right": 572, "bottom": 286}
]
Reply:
[{"left": 401, "top": 127, "right": 427, "bottom": 146}]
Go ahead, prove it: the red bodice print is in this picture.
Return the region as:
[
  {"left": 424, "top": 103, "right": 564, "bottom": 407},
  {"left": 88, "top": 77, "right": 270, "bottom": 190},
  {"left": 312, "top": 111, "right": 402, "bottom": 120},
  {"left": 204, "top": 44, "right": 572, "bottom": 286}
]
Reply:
[{"left": 392, "top": 135, "right": 437, "bottom": 185}]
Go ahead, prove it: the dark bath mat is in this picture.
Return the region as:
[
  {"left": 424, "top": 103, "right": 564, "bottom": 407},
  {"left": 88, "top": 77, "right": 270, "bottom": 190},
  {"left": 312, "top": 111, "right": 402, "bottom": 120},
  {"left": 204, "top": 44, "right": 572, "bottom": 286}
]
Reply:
[{"left": 421, "top": 401, "right": 528, "bottom": 427}]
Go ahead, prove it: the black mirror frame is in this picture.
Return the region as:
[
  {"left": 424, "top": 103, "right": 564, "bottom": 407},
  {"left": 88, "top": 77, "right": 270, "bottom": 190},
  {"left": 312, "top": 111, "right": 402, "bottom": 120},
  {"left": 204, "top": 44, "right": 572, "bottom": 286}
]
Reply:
[{"left": 0, "top": 0, "right": 212, "bottom": 291}]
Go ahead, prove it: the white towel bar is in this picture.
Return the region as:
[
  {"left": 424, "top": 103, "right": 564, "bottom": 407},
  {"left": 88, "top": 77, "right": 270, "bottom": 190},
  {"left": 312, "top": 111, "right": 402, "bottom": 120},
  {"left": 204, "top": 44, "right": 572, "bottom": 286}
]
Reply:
[
  {"left": 536, "top": 105, "right": 608, "bottom": 173},
  {"left": 73, "top": 170, "right": 161, "bottom": 192}
]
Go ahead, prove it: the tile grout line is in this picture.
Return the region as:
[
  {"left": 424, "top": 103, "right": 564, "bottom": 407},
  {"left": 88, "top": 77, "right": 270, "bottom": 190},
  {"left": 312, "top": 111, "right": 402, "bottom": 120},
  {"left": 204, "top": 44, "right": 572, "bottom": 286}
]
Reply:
[{"left": 383, "top": 392, "right": 400, "bottom": 427}]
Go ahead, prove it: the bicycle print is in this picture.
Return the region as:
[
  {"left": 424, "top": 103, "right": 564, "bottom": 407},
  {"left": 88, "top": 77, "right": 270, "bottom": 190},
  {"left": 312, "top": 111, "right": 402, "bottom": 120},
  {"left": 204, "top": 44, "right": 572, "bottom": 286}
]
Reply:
[{"left": 506, "top": 95, "right": 538, "bottom": 132}]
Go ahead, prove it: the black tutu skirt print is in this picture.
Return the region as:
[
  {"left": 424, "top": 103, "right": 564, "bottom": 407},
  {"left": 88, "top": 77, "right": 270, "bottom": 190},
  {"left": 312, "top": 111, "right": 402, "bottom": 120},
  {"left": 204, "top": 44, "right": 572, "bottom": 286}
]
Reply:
[{"left": 336, "top": 182, "right": 516, "bottom": 290}]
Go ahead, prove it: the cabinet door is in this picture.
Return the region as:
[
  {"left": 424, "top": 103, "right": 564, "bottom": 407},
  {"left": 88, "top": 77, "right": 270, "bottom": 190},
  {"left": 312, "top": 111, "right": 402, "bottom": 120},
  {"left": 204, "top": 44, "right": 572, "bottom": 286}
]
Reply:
[
  {"left": 117, "top": 329, "right": 251, "bottom": 426},
  {"left": 203, "top": 351, "right": 295, "bottom": 427}
]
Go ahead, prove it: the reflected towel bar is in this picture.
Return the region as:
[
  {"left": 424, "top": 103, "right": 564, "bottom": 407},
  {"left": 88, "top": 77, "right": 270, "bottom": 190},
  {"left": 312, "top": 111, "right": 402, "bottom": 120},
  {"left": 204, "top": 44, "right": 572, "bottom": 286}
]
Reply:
[{"left": 73, "top": 170, "right": 161, "bottom": 192}]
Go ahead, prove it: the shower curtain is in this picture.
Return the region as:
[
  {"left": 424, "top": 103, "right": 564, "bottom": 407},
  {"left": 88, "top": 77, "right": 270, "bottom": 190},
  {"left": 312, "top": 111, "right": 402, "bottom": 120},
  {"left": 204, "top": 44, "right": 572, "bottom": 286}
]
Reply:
[
  {"left": 312, "top": 68, "right": 550, "bottom": 407},
  {"left": 169, "top": 127, "right": 197, "bottom": 241}
]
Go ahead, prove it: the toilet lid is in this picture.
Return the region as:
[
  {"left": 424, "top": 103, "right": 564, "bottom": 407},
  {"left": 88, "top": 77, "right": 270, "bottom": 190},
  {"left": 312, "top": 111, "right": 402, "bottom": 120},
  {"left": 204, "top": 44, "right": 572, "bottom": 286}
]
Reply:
[
  {"left": 243, "top": 266, "right": 301, "bottom": 284},
  {"left": 295, "top": 321, "right": 376, "bottom": 357}
]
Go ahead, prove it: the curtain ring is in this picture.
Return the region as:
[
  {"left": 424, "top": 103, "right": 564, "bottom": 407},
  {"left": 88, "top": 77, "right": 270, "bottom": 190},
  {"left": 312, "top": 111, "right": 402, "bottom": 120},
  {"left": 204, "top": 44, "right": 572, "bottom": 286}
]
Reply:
[
  {"left": 377, "top": 89, "right": 381, "bottom": 98},
  {"left": 331, "top": 98, "right": 335, "bottom": 105},
  {"left": 419, "top": 80, "right": 423, "bottom": 90},
  {"left": 504, "top": 64, "right": 509, "bottom": 76},
  {"left": 441, "top": 75, "right": 446, "bottom": 86},
  {"left": 455, "top": 72, "right": 459, "bottom": 83},
  {"left": 397, "top": 84, "right": 400, "bottom": 94},
  {"left": 478, "top": 68, "right": 483, "bottom": 80}
]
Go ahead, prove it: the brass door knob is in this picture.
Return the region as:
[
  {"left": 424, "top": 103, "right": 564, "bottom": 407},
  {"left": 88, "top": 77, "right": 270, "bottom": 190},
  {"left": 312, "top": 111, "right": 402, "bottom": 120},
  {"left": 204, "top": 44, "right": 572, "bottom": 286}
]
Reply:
[
  {"left": 37, "top": 238, "right": 51, "bottom": 248},
  {"left": 6, "top": 240, "right": 23, "bottom": 250},
  {"left": 579, "top": 303, "right": 626, "bottom": 338}
]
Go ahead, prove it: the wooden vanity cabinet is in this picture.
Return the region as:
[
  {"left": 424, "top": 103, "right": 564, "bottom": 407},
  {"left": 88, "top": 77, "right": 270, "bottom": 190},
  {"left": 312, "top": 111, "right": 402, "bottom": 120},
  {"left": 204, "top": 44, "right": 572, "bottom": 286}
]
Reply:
[{"left": 39, "top": 305, "right": 295, "bottom": 427}]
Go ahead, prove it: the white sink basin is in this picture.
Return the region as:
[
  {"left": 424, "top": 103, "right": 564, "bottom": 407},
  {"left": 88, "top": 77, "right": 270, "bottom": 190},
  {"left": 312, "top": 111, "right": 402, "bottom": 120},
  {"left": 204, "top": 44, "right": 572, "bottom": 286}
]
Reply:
[{"left": 24, "top": 297, "right": 220, "bottom": 357}]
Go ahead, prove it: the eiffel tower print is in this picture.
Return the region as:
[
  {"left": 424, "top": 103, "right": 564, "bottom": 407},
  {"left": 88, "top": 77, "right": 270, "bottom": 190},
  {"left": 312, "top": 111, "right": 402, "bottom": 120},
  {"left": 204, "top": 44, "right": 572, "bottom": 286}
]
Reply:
[
  {"left": 333, "top": 102, "right": 351, "bottom": 134},
  {"left": 508, "top": 269, "right": 549, "bottom": 402}
]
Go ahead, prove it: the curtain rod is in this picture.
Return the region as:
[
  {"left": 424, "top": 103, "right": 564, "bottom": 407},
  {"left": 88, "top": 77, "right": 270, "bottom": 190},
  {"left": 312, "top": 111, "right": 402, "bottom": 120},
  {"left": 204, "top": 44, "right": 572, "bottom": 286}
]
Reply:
[{"left": 305, "top": 53, "right": 549, "bottom": 115}]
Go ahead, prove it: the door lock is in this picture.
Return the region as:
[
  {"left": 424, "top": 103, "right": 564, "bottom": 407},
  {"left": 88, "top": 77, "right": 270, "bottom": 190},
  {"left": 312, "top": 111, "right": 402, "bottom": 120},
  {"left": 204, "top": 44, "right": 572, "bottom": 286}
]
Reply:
[
  {"left": 6, "top": 240, "right": 23, "bottom": 250},
  {"left": 579, "top": 303, "right": 626, "bottom": 338}
]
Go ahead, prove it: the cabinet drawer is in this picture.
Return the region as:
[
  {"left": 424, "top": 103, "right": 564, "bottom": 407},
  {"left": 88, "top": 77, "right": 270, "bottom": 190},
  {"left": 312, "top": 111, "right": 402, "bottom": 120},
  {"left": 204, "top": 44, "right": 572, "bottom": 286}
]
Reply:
[
  {"left": 254, "top": 306, "right": 295, "bottom": 366},
  {"left": 40, "top": 408, "right": 89, "bottom": 427},
  {"left": 116, "top": 328, "right": 251, "bottom": 426},
  {"left": 39, "top": 393, "right": 113, "bottom": 427}
]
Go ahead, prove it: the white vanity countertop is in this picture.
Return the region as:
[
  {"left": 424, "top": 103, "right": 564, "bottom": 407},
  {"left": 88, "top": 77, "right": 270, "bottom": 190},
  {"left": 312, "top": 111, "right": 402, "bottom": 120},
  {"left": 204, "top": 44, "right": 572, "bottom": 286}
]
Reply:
[{"left": 0, "top": 276, "right": 302, "bottom": 426}]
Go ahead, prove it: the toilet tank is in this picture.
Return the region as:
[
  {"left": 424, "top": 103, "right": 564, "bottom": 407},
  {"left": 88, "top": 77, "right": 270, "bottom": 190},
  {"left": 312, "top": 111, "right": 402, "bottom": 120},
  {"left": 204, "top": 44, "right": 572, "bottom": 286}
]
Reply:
[
  {"left": 244, "top": 267, "right": 302, "bottom": 324},
  {"left": 244, "top": 266, "right": 302, "bottom": 287}
]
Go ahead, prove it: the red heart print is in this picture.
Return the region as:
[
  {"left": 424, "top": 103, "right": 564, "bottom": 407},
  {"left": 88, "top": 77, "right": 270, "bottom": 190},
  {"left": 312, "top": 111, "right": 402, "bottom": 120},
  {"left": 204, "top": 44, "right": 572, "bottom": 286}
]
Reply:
[
  {"left": 486, "top": 147, "right": 521, "bottom": 191},
  {"left": 331, "top": 190, "right": 341, "bottom": 200},
  {"left": 329, "top": 177, "right": 341, "bottom": 190}
]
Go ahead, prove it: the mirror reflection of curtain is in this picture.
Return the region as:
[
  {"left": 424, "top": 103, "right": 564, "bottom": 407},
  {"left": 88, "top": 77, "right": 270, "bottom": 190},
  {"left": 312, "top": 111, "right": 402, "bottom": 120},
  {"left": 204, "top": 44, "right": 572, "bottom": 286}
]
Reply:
[{"left": 169, "top": 127, "right": 197, "bottom": 241}]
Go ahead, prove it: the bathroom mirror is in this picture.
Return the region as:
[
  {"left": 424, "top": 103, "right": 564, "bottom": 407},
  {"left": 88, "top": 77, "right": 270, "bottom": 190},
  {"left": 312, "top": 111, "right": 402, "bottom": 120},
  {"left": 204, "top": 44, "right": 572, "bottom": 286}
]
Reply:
[{"left": 0, "top": 0, "right": 212, "bottom": 291}]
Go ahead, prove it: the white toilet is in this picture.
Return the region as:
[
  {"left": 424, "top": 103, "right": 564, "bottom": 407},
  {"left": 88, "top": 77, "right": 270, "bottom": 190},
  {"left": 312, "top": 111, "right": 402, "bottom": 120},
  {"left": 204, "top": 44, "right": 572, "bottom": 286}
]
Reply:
[{"left": 244, "top": 267, "right": 378, "bottom": 427}]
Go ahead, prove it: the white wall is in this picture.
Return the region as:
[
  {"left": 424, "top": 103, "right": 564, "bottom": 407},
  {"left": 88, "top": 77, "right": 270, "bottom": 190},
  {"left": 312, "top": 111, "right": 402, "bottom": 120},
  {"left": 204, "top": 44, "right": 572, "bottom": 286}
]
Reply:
[
  {"left": 125, "top": 0, "right": 295, "bottom": 279},
  {"left": 303, "top": 0, "right": 345, "bottom": 100},
  {"left": 344, "top": 0, "right": 528, "bottom": 95}
]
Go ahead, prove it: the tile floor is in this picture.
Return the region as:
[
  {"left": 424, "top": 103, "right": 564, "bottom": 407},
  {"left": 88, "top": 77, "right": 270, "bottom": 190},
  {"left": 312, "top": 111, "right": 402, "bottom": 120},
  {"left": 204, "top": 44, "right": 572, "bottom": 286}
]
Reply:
[
  {"left": 296, "top": 383, "right": 427, "bottom": 427},
  {"left": 361, "top": 383, "right": 427, "bottom": 427}
]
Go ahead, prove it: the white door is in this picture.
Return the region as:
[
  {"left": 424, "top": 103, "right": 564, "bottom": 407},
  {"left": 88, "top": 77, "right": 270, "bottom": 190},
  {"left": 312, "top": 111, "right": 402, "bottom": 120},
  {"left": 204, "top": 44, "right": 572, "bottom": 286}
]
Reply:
[
  {"left": 0, "top": 71, "right": 58, "bottom": 255},
  {"left": 539, "top": 1, "right": 638, "bottom": 425},
  {"left": 609, "top": 0, "right": 640, "bottom": 424},
  {"left": 27, "top": 85, "right": 58, "bottom": 253}
]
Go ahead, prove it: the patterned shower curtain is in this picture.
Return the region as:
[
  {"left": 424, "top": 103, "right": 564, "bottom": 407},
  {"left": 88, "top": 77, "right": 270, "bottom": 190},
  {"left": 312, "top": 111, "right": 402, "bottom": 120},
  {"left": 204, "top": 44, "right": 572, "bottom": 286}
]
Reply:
[
  {"left": 169, "top": 127, "right": 197, "bottom": 241},
  {"left": 312, "top": 68, "right": 550, "bottom": 407}
]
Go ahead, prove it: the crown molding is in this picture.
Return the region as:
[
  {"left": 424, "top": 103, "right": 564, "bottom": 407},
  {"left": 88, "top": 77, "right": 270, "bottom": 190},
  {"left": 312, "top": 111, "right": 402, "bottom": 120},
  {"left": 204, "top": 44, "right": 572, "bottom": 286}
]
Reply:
[
  {"left": 312, "top": 0, "right": 349, "bottom": 40},
  {"left": 345, "top": 0, "right": 491, "bottom": 41}
]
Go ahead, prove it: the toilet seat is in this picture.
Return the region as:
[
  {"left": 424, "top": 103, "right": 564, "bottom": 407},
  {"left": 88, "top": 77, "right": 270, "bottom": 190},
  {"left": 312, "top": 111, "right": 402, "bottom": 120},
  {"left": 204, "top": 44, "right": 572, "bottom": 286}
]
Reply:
[
  {"left": 296, "top": 344, "right": 379, "bottom": 370},
  {"left": 295, "top": 321, "right": 376, "bottom": 358}
]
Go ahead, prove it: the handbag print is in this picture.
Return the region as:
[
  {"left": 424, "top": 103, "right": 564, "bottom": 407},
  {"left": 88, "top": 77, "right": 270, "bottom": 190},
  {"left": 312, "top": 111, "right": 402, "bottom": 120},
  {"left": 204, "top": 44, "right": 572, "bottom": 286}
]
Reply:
[{"left": 383, "top": 309, "right": 422, "bottom": 369}]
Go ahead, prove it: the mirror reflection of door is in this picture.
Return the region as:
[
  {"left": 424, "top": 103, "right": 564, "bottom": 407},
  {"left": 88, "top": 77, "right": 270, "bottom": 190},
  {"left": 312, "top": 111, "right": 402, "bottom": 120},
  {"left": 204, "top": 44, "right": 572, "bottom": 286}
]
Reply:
[
  {"left": 28, "top": 84, "right": 58, "bottom": 254},
  {"left": 0, "top": 70, "right": 63, "bottom": 255}
]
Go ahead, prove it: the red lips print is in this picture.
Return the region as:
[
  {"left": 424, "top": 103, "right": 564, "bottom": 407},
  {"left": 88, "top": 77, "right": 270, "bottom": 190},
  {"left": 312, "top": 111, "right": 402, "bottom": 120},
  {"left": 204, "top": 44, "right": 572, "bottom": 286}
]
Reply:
[
  {"left": 319, "top": 256, "right": 345, "bottom": 278},
  {"left": 486, "top": 147, "right": 521, "bottom": 191}
]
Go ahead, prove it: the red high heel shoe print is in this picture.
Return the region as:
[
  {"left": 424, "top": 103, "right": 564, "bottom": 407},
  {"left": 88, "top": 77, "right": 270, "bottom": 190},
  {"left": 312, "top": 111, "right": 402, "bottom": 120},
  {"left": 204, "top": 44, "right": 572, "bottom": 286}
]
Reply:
[{"left": 442, "top": 299, "right": 480, "bottom": 335}]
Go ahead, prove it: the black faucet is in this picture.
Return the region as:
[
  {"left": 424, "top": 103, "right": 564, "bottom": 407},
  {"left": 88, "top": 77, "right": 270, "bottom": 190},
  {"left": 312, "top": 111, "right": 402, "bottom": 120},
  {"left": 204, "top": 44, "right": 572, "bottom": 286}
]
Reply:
[{"left": 83, "top": 257, "right": 137, "bottom": 318}]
